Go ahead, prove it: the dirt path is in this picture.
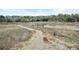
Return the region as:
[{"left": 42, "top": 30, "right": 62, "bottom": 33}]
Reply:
[
  {"left": 17, "top": 25, "right": 74, "bottom": 50},
  {"left": 17, "top": 25, "right": 56, "bottom": 50}
]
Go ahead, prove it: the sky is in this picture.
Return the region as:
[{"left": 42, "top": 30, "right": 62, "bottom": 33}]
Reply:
[
  {"left": 0, "top": 9, "right": 53, "bottom": 16},
  {"left": 0, "top": 9, "right": 79, "bottom": 16},
  {"left": 0, "top": 0, "right": 79, "bottom": 9},
  {"left": 0, "top": 0, "right": 79, "bottom": 16}
]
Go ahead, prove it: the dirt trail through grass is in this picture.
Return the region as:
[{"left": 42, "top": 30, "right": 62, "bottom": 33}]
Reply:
[
  {"left": 17, "top": 25, "right": 56, "bottom": 50},
  {"left": 17, "top": 25, "right": 74, "bottom": 50}
]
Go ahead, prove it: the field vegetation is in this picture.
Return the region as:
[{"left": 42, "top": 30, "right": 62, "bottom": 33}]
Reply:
[
  {"left": 21, "top": 22, "right": 79, "bottom": 49},
  {"left": 0, "top": 24, "right": 32, "bottom": 50},
  {"left": 0, "top": 14, "right": 79, "bottom": 49}
]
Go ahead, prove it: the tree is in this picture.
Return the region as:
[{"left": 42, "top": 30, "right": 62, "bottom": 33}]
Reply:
[{"left": 0, "top": 15, "right": 5, "bottom": 22}]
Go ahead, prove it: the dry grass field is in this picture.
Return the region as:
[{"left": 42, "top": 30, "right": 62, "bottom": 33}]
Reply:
[
  {"left": 0, "top": 24, "right": 33, "bottom": 50},
  {"left": 20, "top": 22, "right": 79, "bottom": 50},
  {"left": 0, "top": 22, "right": 79, "bottom": 50}
]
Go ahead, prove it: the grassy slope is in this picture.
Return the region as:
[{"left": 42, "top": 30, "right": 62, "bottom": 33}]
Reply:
[{"left": 0, "top": 24, "right": 32, "bottom": 50}]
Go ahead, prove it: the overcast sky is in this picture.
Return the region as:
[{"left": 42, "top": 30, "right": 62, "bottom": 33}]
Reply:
[
  {"left": 0, "top": 0, "right": 79, "bottom": 16},
  {"left": 0, "top": 9, "right": 79, "bottom": 16}
]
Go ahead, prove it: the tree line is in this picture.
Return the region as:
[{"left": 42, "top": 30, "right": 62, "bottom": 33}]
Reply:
[{"left": 0, "top": 14, "right": 79, "bottom": 22}]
